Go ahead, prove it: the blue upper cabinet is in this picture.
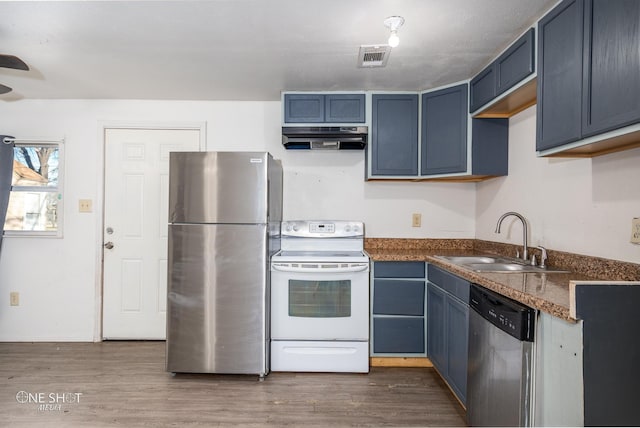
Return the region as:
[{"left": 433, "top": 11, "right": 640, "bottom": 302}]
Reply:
[
  {"left": 495, "top": 28, "right": 535, "bottom": 96},
  {"left": 537, "top": 0, "right": 640, "bottom": 155},
  {"left": 470, "top": 28, "right": 535, "bottom": 114},
  {"left": 367, "top": 88, "right": 507, "bottom": 180},
  {"left": 422, "top": 84, "right": 469, "bottom": 175},
  {"left": 284, "top": 94, "right": 325, "bottom": 123},
  {"left": 469, "top": 65, "right": 496, "bottom": 113},
  {"left": 536, "top": 0, "right": 584, "bottom": 151},
  {"left": 324, "top": 94, "right": 366, "bottom": 123},
  {"left": 470, "top": 118, "right": 509, "bottom": 177},
  {"left": 581, "top": 0, "right": 640, "bottom": 137},
  {"left": 370, "top": 94, "right": 419, "bottom": 176},
  {"left": 422, "top": 84, "right": 508, "bottom": 178},
  {"left": 283, "top": 93, "right": 365, "bottom": 123}
]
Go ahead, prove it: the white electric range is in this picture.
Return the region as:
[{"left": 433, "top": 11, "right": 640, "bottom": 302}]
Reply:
[{"left": 270, "top": 220, "right": 370, "bottom": 373}]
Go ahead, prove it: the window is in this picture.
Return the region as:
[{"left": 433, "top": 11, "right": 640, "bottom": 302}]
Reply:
[
  {"left": 3, "top": 141, "right": 63, "bottom": 237},
  {"left": 288, "top": 279, "right": 351, "bottom": 318}
]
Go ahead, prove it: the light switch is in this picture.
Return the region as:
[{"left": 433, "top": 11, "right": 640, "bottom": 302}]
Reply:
[
  {"left": 412, "top": 213, "right": 422, "bottom": 227},
  {"left": 631, "top": 218, "right": 640, "bottom": 244}
]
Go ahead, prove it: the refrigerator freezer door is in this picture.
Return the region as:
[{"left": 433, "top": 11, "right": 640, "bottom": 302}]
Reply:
[
  {"left": 169, "top": 152, "right": 269, "bottom": 224},
  {"left": 166, "top": 223, "right": 269, "bottom": 375}
]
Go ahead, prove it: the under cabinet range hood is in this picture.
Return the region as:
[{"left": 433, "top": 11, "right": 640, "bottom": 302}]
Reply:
[{"left": 282, "top": 126, "right": 368, "bottom": 150}]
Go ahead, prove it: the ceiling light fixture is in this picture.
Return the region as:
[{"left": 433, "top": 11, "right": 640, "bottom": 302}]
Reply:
[{"left": 384, "top": 16, "right": 405, "bottom": 48}]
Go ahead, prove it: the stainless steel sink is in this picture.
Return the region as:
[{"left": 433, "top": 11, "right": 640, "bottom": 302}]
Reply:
[
  {"left": 435, "top": 255, "right": 569, "bottom": 274},
  {"left": 438, "top": 255, "right": 514, "bottom": 264},
  {"left": 465, "top": 263, "right": 567, "bottom": 273}
]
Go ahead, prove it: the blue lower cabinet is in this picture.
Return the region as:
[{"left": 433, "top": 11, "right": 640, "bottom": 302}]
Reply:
[
  {"left": 373, "top": 318, "right": 425, "bottom": 354},
  {"left": 373, "top": 280, "right": 425, "bottom": 316},
  {"left": 374, "top": 261, "right": 425, "bottom": 278},
  {"left": 446, "top": 295, "right": 469, "bottom": 402},
  {"left": 427, "top": 264, "right": 470, "bottom": 405},
  {"left": 371, "top": 261, "right": 426, "bottom": 356},
  {"left": 427, "top": 283, "right": 447, "bottom": 369}
]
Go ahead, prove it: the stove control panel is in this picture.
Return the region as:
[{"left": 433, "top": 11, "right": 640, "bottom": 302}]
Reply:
[
  {"left": 309, "top": 223, "right": 335, "bottom": 233},
  {"left": 282, "top": 220, "right": 364, "bottom": 238}
]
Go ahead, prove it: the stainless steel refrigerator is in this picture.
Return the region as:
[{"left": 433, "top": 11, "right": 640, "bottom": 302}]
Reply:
[{"left": 166, "top": 151, "right": 283, "bottom": 376}]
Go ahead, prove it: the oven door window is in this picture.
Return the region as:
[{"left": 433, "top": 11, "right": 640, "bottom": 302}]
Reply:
[{"left": 288, "top": 279, "right": 351, "bottom": 318}]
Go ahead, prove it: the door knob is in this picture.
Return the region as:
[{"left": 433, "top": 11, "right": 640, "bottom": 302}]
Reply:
[{"left": 104, "top": 241, "right": 114, "bottom": 250}]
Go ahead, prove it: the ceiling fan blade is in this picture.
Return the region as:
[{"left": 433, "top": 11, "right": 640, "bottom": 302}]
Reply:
[
  {"left": 0, "top": 54, "right": 29, "bottom": 71},
  {"left": 0, "top": 83, "right": 13, "bottom": 95}
]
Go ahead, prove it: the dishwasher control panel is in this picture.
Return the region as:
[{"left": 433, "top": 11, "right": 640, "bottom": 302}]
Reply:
[{"left": 469, "top": 285, "right": 535, "bottom": 341}]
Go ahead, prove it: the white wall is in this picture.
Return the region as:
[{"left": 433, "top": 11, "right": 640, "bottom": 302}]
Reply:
[
  {"left": 278, "top": 151, "right": 475, "bottom": 237},
  {"left": 477, "top": 106, "right": 640, "bottom": 264},
  {"left": 2, "top": 100, "right": 638, "bottom": 342},
  {"left": 0, "top": 99, "right": 475, "bottom": 341}
]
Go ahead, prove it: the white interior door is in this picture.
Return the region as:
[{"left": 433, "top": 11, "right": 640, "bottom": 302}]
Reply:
[{"left": 103, "top": 128, "right": 201, "bottom": 339}]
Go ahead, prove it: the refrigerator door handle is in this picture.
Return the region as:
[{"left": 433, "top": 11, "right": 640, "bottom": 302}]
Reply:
[{"left": 271, "top": 263, "right": 369, "bottom": 273}]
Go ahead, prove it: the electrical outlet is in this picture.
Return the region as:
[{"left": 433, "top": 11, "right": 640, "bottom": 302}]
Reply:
[
  {"left": 631, "top": 218, "right": 640, "bottom": 244},
  {"left": 79, "top": 199, "right": 93, "bottom": 213},
  {"left": 412, "top": 213, "right": 422, "bottom": 227},
  {"left": 10, "top": 292, "right": 19, "bottom": 306}
]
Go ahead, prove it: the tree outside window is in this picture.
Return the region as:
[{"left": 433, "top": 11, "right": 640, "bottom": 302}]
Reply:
[{"left": 3, "top": 142, "right": 63, "bottom": 236}]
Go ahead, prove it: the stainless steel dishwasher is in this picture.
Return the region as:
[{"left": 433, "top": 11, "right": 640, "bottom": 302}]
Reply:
[{"left": 467, "top": 284, "right": 536, "bottom": 427}]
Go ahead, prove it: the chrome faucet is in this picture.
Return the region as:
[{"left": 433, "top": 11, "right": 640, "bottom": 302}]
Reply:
[
  {"left": 495, "top": 212, "right": 529, "bottom": 261},
  {"left": 536, "top": 246, "right": 548, "bottom": 269}
]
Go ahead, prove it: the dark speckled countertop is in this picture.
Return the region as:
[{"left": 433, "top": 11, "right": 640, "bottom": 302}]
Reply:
[{"left": 366, "top": 239, "right": 640, "bottom": 322}]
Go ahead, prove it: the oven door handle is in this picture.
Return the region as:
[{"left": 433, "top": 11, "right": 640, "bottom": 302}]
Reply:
[{"left": 271, "top": 263, "right": 369, "bottom": 273}]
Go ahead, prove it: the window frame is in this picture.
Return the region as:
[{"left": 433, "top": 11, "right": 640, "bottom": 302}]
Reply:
[{"left": 3, "top": 140, "right": 65, "bottom": 238}]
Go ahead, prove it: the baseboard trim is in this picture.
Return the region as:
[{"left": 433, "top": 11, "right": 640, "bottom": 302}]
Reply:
[{"left": 370, "top": 357, "right": 433, "bottom": 367}]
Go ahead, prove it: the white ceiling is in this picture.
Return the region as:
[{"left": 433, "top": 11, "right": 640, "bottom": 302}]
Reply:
[{"left": 0, "top": 0, "right": 557, "bottom": 101}]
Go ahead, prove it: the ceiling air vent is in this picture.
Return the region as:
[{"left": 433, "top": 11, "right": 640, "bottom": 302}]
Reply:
[{"left": 357, "top": 45, "right": 392, "bottom": 68}]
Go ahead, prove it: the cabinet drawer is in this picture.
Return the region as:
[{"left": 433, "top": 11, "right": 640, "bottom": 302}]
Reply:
[
  {"left": 427, "top": 264, "right": 470, "bottom": 303},
  {"left": 373, "top": 280, "right": 425, "bottom": 316},
  {"left": 373, "top": 317, "right": 425, "bottom": 354},
  {"left": 374, "top": 261, "right": 425, "bottom": 278}
]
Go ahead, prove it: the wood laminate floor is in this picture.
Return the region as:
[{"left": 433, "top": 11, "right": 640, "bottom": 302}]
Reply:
[{"left": 0, "top": 342, "right": 467, "bottom": 427}]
